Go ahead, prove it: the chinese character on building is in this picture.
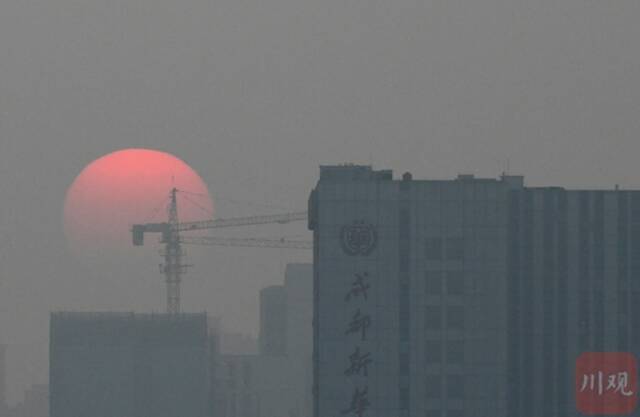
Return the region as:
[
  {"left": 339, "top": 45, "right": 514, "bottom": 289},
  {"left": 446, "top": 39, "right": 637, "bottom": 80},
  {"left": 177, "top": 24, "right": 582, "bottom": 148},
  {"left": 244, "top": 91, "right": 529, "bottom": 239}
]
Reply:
[
  {"left": 343, "top": 270, "right": 374, "bottom": 417},
  {"left": 345, "top": 347, "right": 372, "bottom": 377},
  {"left": 342, "top": 386, "right": 370, "bottom": 417},
  {"left": 345, "top": 273, "right": 370, "bottom": 302}
]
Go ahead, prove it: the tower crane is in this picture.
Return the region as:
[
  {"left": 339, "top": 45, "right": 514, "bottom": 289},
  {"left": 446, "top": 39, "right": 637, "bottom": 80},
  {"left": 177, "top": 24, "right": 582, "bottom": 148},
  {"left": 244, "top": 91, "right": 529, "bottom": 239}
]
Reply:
[{"left": 132, "top": 188, "right": 309, "bottom": 314}]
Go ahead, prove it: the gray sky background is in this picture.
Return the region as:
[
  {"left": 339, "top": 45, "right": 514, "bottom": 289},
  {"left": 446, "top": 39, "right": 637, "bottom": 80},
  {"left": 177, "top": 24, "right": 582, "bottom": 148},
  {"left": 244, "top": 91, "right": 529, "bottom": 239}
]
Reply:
[{"left": 1, "top": 0, "right": 639, "bottom": 404}]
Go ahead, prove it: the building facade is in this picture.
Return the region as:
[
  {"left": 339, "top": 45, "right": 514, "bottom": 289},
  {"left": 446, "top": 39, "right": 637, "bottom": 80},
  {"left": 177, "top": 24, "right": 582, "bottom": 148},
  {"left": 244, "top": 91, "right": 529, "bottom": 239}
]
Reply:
[
  {"left": 506, "top": 188, "right": 640, "bottom": 417},
  {"left": 0, "top": 345, "right": 6, "bottom": 416},
  {"left": 284, "top": 263, "right": 314, "bottom": 417},
  {"left": 215, "top": 354, "right": 294, "bottom": 417},
  {"left": 6, "top": 384, "right": 48, "bottom": 417},
  {"left": 216, "top": 263, "right": 313, "bottom": 417},
  {"left": 259, "top": 286, "right": 287, "bottom": 356},
  {"left": 309, "top": 165, "right": 639, "bottom": 417},
  {"left": 218, "top": 263, "right": 313, "bottom": 417},
  {"left": 50, "top": 312, "right": 216, "bottom": 417}
]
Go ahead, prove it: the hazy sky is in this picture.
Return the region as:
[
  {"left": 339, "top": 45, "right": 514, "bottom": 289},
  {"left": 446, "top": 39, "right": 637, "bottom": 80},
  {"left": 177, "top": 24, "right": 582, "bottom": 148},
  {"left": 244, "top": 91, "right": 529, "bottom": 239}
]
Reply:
[{"left": 1, "top": 0, "right": 639, "bottom": 404}]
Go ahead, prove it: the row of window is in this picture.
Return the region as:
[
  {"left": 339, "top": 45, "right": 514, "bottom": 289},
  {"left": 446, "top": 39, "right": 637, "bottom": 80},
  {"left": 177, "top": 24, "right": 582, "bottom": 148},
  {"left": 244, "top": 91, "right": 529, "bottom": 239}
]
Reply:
[
  {"left": 401, "top": 390, "right": 465, "bottom": 416},
  {"left": 398, "top": 340, "right": 464, "bottom": 375},
  {"left": 425, "top": 375, "right": 465, "bottom": 399},
  {"left": 425, "top": 306, "right": 465, "bottom": 330},
  {"left": 426, "top": 271, "right": 464, "bottom": 295},
  {"left": 425, "top": 340, "right": 464, "bottom": 364},
  {"left": 425, "top": 411, "right": 465, "bottom": 417},
  {"left": 425, "top": 237, "right": 465, "bottom": 261}
]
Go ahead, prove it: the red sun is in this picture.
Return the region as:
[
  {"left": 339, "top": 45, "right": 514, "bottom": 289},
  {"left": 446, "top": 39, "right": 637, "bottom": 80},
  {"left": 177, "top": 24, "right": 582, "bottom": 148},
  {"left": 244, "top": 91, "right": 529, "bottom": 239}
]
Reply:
[{"left": 64, "top": 148, "right": 213, "bottom": 254}]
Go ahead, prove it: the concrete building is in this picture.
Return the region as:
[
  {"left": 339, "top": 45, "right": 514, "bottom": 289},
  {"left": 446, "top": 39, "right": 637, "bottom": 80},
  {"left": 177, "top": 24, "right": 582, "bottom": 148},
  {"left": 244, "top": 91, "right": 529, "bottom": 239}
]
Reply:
[
  {"left": 284, "top": 263, "right": 314, "bottom": 417},
  {"left": 505, "top": 187, "right": 640, "bottom": 416},
  {"left": 216, "top": 354, "right": 294, "bottom": 417},
  {"left": 220, "top": 331, "right": 258, "bottom": 355},
  {"left": 50, "top": 312, "right": 216, "bottom": 417},
  {"left": 284, "top": 264, "right": 313, "bottom": 360},
  {"left": 7, "top": 384, "right": 48, "bottom": 417},
  {"left": 0, "top": 345, "right": 6, "bottom": 416},
  {"left": 218, "top": 263, "right": 313, "bottom": 417},
  {"left": 308, "top": 165, "right": 639, "bottom": 417},
  {"left": 259, "top": 286, "right": 287, "bottom": 356}
]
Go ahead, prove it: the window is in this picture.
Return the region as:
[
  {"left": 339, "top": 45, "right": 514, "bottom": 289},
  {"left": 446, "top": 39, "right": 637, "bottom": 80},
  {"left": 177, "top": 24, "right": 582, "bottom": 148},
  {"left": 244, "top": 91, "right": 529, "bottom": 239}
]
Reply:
[
  {"left": 446, "top": 271, "right": 464, "bottom": 295},
  {"left": 425, "top": 375, "right": 442, "bottom": 399},
  {"left": 400, "top": 280, "right": 410, "bottom": 299},
  {"left": 400, "top": 305, "right": 410, "bottom": 340},
  {"left": 400, "top": 305, "right": 410, "bottom": 321},
  {"left": 447, "top": 306, "right": 464, "bottom": 329},
  {"left": 426, "top": 271, "right": 443, "bottom": 295},
  {"left": 242, "top": 362, "right": 252, "bottom": 387},
  {"left": 447, "top": 375, "right": 464, "bottom": 399},
  {"left": 446, "top": 340, "right": 464, "bottom": 364},
  {"left": 400, "top": 388, "right": 410, "bottom": 409},
  {"left": 426, "top": 238, "right": 443, "bottom": 260},
  {"left": 400, "top": 322, "right": 410, "bottom": 340},
  {"left": 445, "top": 238, "right": 464, "bottom": 260},
  {"left": 425, "top": 341, "right": 441, "bottom": 364},
  {"left": 632, "top": 194, "right": 640, "bottom": 222},
  {"left": 400, "top": 353, "right": 410, "bottom": 375},
  {"left": 425, "top": 306, "right": 442, "bottom": 330},
  {"left": 227, "top": 361, "right": 236, "bottom": 379}
]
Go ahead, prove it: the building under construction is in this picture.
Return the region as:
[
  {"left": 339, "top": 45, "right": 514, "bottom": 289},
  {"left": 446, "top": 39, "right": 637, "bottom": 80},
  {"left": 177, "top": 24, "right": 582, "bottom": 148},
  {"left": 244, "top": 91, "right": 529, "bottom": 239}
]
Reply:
[{"left": 49, "top": 312, "right": 218, "bottom": 417}]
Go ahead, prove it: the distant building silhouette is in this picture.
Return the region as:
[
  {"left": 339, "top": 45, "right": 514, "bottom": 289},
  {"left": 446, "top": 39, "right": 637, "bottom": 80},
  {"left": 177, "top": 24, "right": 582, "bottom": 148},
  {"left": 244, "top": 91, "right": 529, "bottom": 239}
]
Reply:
[
  {"left": 220, "top": 331, "right": 258, "bottom": 356},
  {"left": 49, "top": 312, "right": 217, "bottom": 417},
  {"left": 216, "top": 354, "right": 293, "bottom": 417},
  {"left": 217, "top": 264, "right": 312, "bottom": 417},
  {"left": 0, "top": 345, "right": 6, "bottom": 416},
  {"left": 284, "top": 263, "right": 313, "bottom": 416},
  {"left": 6, "top": 384, "right": 48, "bottom": 417},
  {"left": 259, "top": 285, "right": 287, "bottom": 356},
  {"left": 309, "top": 165, "right": 640, "bottom": 417}
]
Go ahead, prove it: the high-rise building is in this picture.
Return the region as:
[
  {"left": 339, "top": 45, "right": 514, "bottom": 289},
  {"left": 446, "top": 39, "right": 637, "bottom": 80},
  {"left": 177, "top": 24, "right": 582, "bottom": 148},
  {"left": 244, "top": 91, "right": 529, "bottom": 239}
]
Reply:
[
  {"left": 284, "top": 263, "right": 313, "bottom": 361},
  {"left": 308, "top": 165, "right": 638, "bottom": 417},
  {"left": 259, "top": 286, "right": 287, "bottom": 356},
  {"left": 505, "top": 187, "right": 640, "bottom": 417},
  {"left": 50, "top": 312, "right": 216, "bottom": 417},
  {"left": 0, "top": 344, "right": 6, "bottom": 416},
  {"left": 284, "top": 263, "right": 313, "bottom": 417},
  {"left": 220, "top": 331, "right": 258, "bottom": 355},
  {"left": 215, "top": 353, "right": 293, "bottom": 417},
  {"left": 7, "top": 384, "right": 48, "bottom": 417},
  {"left": 218, "top": 263, "right": 313, "bottom": 417}
]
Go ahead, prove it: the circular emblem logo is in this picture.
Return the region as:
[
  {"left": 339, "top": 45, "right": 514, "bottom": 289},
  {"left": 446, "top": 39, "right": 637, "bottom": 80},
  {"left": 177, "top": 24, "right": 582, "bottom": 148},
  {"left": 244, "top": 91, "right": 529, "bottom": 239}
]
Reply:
[{"left": 340, "top": 221, "right": 378, "bottom": 256}]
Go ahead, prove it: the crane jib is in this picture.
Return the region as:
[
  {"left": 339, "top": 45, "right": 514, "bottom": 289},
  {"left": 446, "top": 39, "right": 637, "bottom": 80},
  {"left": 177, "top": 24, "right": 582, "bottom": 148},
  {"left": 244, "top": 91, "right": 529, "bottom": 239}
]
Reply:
[{"left": 131, "top": 207, "right": 309, "bottom": 314}]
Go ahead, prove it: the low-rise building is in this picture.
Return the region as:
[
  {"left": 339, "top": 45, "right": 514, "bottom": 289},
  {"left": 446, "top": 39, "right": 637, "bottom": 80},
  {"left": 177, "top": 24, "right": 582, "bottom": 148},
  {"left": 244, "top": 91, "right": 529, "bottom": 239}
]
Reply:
[{"left": 50, "top": 312, "right": 216, "bottom": 417}]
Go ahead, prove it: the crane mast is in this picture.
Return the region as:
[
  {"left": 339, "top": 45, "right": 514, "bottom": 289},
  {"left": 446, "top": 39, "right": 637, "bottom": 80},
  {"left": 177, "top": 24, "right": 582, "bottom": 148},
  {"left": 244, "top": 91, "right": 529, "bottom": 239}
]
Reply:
[
  {"left": 132, "top": 189, "right": 309, "bottom": 314},
  {"left": 163, "top": 188, "right": 187, "bottom": 314}
]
